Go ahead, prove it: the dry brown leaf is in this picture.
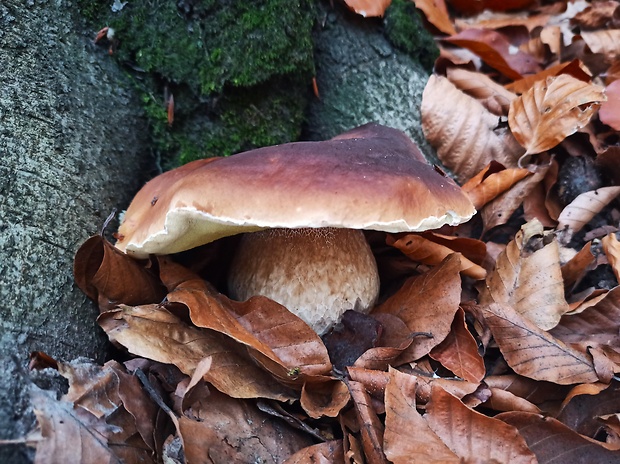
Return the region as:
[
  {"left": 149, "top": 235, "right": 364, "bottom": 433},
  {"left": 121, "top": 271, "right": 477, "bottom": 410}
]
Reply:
[
  {"left": 347, "top": 380, "right": 387, "bottom": 464},
  {"left": 446, "top": 67, "right": 516, "bottom": 115},
  {"left": 480, "top": 160, "right": 550, "bottom": 233},
  {"left": 444, "top": 28, "right": 541, "bottom": 79},
  {"left": 447, "top": 0, "right": 536, "bottom": 15},
  {"left": 73, "top": 235, "right": 166, "bottom": 310},
  {"left": 480, "top": 219, "right": 569, "bottom": 330},
  {"left": 498, "top": 411, "right": 620, "bottom": 462},
  {"left": 413, "top": 0, "right": 456, "bottom": 35},
  {"left": 557, "top": 186, "right": 620, "bottom": 239},
  {"left": 484, "top": 388, "right": 541, "bottom": 414},
  {"left": 572, "top": 1, "right": 620, "bottom": 29},
  {"left": 159, "top": 258, "right": 333, "bottom": 383},
  {"left": 383, "top": 369, "right": 460, "bottom": 463},
  {"left": 505, "top": 59, "right": 593, "bottom": 94},
  {"left": 179, "top": 390, "right": 312, "bottom": 464},
  {"left": 425, "top": 385, "right": 537, "bottom": 463},
  {"left": 602, "top": 233, "right": 620, "bottom": 284},
  {"left": 343, "top": 0, "right": 391, "bottom": 17},
  {"left": 373, "top": 254, "right": 462, "bottom": 362},
  {"left": 550, "top": 286, "right": 620, "bottom": 362},
  {"left": 561, "top": 241, "right": 596, "bottom": 290},
  {"left": 481, "top": 302, "right": 599, "bottom": 384},
  {"left": 422, "top": 74, "right": 524, "bottom": 183},
  {"left": 508, "top": 74, "right": 606, "bottom": 155},
  {"left": 353, "top": 314, "right": 415, "bottom": 371},
  {"left": 599, "top": 79, "right": 620, "bottom": 130},
  {"left": 284, "top": 440, "right": 345, "bottom": 464},
  {"left": 463, "top": 162, "right": 532, "bottom": 210},
  {"left": 581, "top": 29, "right": 620, "bottom": 61},
  {"left": 98, "top": 304, "right": 297, "bottom": 402},
  {"left": 300, "top": 379, "right": 350, "bottom": 419},
  {"left": 387, "top": 234, "right": 487, "bottom": 279},
  {"left": 429, "top": 308, "right": 486, "bottom": 383},
  {"left": 484, "top": 374, "right": 570, "bottom": 405}
]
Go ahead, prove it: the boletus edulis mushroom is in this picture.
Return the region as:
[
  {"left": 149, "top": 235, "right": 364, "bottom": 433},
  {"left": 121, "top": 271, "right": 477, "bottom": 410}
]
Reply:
[{"left": 115, "top": 124, "right": 475, "bottom": 334}]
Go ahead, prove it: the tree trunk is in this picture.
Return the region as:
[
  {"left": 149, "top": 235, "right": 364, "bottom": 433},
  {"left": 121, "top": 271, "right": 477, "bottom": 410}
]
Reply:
[{"left": 0, "top": 2, "right": 153, "bottom": 461}]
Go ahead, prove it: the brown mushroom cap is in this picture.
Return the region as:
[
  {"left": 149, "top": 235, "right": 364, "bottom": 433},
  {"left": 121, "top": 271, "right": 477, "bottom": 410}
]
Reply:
[{"left": 116, "top": 123, "right": 475, "bottom": 258}]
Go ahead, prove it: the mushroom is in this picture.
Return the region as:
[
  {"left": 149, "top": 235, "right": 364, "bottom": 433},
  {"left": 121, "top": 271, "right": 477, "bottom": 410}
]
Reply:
[{"left": 115, "top": 123, "right": 475, "bottom": 334}]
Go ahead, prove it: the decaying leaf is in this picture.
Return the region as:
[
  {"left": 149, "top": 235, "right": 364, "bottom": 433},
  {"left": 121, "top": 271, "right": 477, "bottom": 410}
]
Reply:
[
  {"left": 447, "top": 68, "right": 516, "bottom": 116},
  {"left": 413, "top": 0, "right": 456, "bottom": 35},
  {"left": 462, "top": 161, "right": 532, "bottom": 210},
  {"left": 599, "top": 79, "right": 620, "bottom": 130},
  {"left": 508, "top": 74, "right": 606, "bottom": 155},
  {"left": 343, "top": 0, "right": 391, "bottom": 17},
  {"left": 602, "top": 233, "right": 620, "bottom": 283}
]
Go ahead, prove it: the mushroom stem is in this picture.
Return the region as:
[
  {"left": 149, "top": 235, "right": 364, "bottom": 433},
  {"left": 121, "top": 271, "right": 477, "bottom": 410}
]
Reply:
[{"left": 228, "top": 228, "right": 380, "bottom": 335}]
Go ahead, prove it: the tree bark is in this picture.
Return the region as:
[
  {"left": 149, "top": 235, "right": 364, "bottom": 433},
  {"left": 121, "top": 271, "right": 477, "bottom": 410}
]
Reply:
[{"left": 0, "top": 2, "right": 153, "bottom": 461}]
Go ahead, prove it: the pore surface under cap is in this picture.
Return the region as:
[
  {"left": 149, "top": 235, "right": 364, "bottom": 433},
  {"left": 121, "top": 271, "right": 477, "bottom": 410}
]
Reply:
[{"left": 116, "top": 123, "right": 475, "bottom": 257}]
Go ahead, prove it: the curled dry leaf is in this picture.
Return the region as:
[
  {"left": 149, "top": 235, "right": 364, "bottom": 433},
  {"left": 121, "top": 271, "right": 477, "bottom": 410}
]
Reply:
[
  {"left": 556, "top": 186, "right": 620, "bottom": 239},
  {"left": 483, "top": 388, "right": 541, "bottom": 414},
  {"left": 429, "top": 308, "right": 486, "bottom": 383},
  {"left": 446, "top": 67, "right": 516, "bottom": 116},
  {"left": 73, "top": 235, "right": 166, "bottom": 310},
  {"left": 561, "top": 241, "right": 596, "bottom": 290},
  {"left": 387, "top": 234, "right": 487, "bottom": 279},
  {"left": 425, "top": 385, "right": 537, "bottom": 463},
  {"left": 498, "top": 411, "right": 620, "bottom": 462},
  {"left": 444, "top": 28, "right": 540, "bottom": 79},
  {"left": 98, "top": 304, "right": 297, "bottom": 402},
  {"left": 343, "top": 0, "right": 391, "bottom": 17},
  {"left": 422, "top": 75, "right": 524, "bottom": 183},
  {"left": 373, "top": 254, "right": 463, "bottom": 362},
  {"left": 581, "top": 29, "right": 620, "bottom": 63},
  {"left": 602, "top": 233, "right": 620, "bottom": 283},
  {"left": 462, "top": 161, "right": 531, "bottom": 209},
  {"left": 481, "top": 302, "right": 599, "bottom": 384},
  {"left": 505, "top": 59, "right": 593, "bottom": 95},
  {"left": 508, "top": 74, "right": 606, "bottom": 155},
  {"left": 480, "top": 219, "right": 569, "bottom": 330},
  {"left": 300, "top": 379, "right": 350, "bottom": 419},
  {"left": 383, "top": 369, "right": 460, "bottom": 464}
]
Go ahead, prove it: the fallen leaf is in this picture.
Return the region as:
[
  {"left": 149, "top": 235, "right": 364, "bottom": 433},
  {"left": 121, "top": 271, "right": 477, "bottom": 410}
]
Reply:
[
  {"left": 444, "top": 28, "right": 541, "bottom": 79},
  {"left": 599, "top": 80, "right": 620, "bottom": 130},
  {"left": 422, "top": 74, "right": 524, "bottom": 183},
  {"left": 602, "top": 233, "right": 620, "bottom": 283},
  {"left": 481, "top": 302, "right": 599, "bottom": 384},
  {"left": 561, "top": 241, "right": 596, "bottom": 290},
  {"left": 484, "top": 388, "right": 542, "bottom": 414},
  {"left": 300, "top": 379, "right": 350, "bottom": 419},
  {"left": 179, "top": 389, "right": 312, "bottom": 464},
  {"left": 73, "top": 235, "right": 166, "bottom": 310},
  {"left": 425, "top": 385, "right": 537, "bottom": 463},
  {"left": 347, "top": 380, "right": 387, "bottom": 464},
  {"left": 462, "top": 162, "right": 532, "bottom": 210},
  {"left": 480, "top": 219, "right": 570, "bottom": 330},
  {"left": 508, "top": 74, "right": 606, "bottom": 155},
  {"left": 447, "top": 68, "right": 516, "bottom": 115},
  {"left": 98, "top": 304, "right": 297, "bottom": 401},
  {"left": 373, "top": 254, "right": 463, "bottom": 362},
  {"left": 284, "top": 440, "right": 345, "bottom": 464},
  {"left": 383, "top": 369, "right": 460, "bottom": 463},
  {"left": 413, "top": 0, "right": 456, "bottom": 35},
  {"left": 498, "top": 411, "right": 620, "bottom": 462},
  {"left": 386, "top": 234, "right": 487, "bottom": 279},
  {"left": 429, "top": 308, "right": 486, "bottom": 383},
  {"left": 505, "top": 59, "right": 593, "bottom": 94},
  {"left": 556, "top": 186, "right": 620, "bottom": 239}
]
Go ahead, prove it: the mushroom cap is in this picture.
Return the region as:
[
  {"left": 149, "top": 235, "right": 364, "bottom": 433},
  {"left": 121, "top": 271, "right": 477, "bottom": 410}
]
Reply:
[{"left": 116, "top": 123, "right": 475, "bottom": 258}]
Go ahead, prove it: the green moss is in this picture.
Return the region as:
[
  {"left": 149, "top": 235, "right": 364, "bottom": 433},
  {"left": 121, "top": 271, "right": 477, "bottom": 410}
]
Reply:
[
  {"left": 78, "top": 0, "right": 315, "bottom": 167},
  {"left": 383, "top": 0, "right": 438, "bottom": 73}
]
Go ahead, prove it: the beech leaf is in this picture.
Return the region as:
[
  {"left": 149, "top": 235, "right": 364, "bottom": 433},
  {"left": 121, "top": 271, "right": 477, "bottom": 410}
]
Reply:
[
  {"left": 557, "top": 186, "right": 620, "bottom": 238},
  {"left": 508, "top": 74, "right": 606, "bottom": 155}
]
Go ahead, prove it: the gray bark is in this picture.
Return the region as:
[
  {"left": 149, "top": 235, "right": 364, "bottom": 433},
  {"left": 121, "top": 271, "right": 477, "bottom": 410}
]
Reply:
[
  {"left": 305, "top": 1, "right": 438, "bottom": 163},
  {"left": 0, "top": 1, "right": 153, "bottom": 461}
]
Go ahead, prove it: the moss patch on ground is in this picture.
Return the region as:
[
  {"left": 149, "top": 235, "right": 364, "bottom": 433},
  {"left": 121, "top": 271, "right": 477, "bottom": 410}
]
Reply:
[{"left": 79, "top": 0, "right": 315, "bottom": 167}]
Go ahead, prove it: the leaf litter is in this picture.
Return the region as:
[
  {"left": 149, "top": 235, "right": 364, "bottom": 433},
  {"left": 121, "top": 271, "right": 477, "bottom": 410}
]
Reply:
[{"left": 27, "top": 1, "right": 620, "bottom": 462}]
